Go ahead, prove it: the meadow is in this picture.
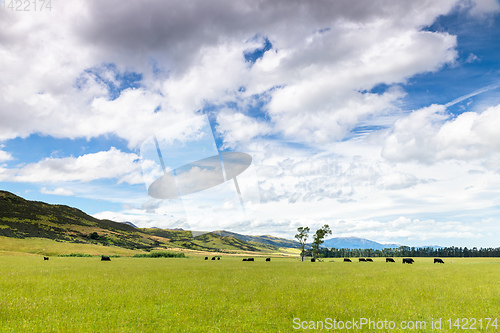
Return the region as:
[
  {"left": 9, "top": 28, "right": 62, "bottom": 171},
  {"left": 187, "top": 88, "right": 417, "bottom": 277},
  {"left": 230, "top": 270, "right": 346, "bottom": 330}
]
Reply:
[{"left": 0, "top": 256, "right": 498, "bottom": 332}]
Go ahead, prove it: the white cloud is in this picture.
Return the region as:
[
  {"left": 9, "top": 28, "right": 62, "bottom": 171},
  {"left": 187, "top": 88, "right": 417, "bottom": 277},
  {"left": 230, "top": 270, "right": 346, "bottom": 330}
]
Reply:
[
  {"left": 92, "top": 210, "right": 185, "bottom": 230},
  {"left": 0, "top": 0, "right": 464, "bottom": 147},
  {"left": 383, "top": 103, "right": 500, "bottom": 168},
  {"left": 466, "top": 53, "right": 480, "bottom": 63},
  {"left": 376, "top": 173, "right": 419, "bottom": 190},
  {"left": 328, "top": 217, "right": 482, "bottom": 243},
  {"left": 0, "top": 146, "right": 13, "bottom": 162},
  {"left": 216, "top": 110, "right": 272, "bottom": 148},
  {"left": 40, "top": 187, "right": 75, "bottom": 196},
  {"left": 251, "top": 17, "right": 457, "bottom": 144},
  {"left": 467, "top": 0, "right": 500, "bottom": 16},
  {"left": 1, "top": 147, "right": 141, "bottom": 184},
  {"left": 161, "top": 43, "right": 250, "bottom": 114}
]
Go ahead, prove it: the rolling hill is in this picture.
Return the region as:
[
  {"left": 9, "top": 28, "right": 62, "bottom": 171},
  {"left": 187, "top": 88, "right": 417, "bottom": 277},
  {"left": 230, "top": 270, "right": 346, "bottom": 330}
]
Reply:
[{"left": 0, "top": 191, "right": 278, "bottom": 255}]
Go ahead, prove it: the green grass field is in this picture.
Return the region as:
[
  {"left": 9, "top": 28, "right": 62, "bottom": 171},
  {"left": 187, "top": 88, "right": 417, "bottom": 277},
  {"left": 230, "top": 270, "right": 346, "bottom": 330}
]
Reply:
[{"left": 0, "top": 256, "right": 498, "bottom": 332}]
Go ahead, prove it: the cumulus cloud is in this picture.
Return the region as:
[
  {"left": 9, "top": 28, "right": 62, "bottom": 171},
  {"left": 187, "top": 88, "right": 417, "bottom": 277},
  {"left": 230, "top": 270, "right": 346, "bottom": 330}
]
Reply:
[
  {"left": 0, "top": 0, "right": 464, "bottom": 147},
  {"left": 382, "top": 103, "right": 500, "bottom": 168},
  {"left": 261, "top": 27, "right": 456, "bottom": 143}
]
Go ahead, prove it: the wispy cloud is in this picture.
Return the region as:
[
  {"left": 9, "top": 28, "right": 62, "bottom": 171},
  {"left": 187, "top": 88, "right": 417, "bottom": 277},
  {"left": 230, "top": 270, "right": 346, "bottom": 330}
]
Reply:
[
  {"left": 40, "top": 187, "right": 75, "bottom": 196},
  {"left": 445, "top": 83, "right": 500, "bottom": 108}
]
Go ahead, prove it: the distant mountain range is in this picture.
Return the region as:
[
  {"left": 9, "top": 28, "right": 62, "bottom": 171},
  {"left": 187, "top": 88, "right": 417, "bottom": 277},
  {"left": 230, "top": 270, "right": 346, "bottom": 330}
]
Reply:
[{"left": 321, "top": 237, "right": 400, "bottom": 250}]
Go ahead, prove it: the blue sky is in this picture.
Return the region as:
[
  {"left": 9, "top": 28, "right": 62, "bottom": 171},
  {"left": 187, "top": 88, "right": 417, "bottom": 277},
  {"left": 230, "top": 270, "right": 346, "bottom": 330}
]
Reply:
[{"left": 1, "top": 0, "right": 500, "bottom": 247}]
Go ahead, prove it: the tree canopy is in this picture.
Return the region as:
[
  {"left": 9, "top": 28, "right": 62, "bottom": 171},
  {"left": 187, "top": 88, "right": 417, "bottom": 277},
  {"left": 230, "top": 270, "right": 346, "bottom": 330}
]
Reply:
[
  {"left": 295, "top": 227, "right": 310, "bottom": 262},
  {"left": 311, "top": 224, "right": 332, "bottom": 259}
]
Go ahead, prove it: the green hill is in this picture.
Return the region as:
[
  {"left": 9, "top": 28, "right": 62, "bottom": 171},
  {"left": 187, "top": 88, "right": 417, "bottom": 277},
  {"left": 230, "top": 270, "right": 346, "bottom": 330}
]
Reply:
[{"left": 0, "top": 191, "right": 277, "bottom": 255}]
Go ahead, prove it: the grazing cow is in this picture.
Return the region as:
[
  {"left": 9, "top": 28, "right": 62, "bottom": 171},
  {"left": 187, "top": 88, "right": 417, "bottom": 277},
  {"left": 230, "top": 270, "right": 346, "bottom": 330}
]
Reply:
[
  {"left": 242, "top": 258, "right": 248, "bottom": 261},
  {"left": 359, "top": 258, "right": 366, "bottom": 262},
  {"left": 101, "top": 256, "right": 111, "bottom": 261},
  {"left": 311, "top": 258, "right": 316, "bottom": 262},
  {"left": 204, "top": 257, "right": 208, "bottom": 260},
  {"left": 211, "top": 257, "right": 216, "bottom": 260},
  {"left": 217, "top": 257, "right": 220, "bottom": 260},
  {"left": 402, "top": 258, "right": 414, "bottom": 264},
  {"left": 265, "top": 258, "right": 271, "bottom": 262},
  {"left": 43, "top": 257, "right": 49, "bottom": 261},
  {"left": 343, "top": 258, "right": 352, "bottom": 262},
  {"left": 366, "top": 258, "right": 373, "bottom": 262},
  {"left": 386, "top": 258, "right": 395, "bottom": 263},
  {"left": 247, "top": 258, "right": 254, "bottom": 261},
  {"left": 434, "top": 258, "right": 444, "bottom": 264}
]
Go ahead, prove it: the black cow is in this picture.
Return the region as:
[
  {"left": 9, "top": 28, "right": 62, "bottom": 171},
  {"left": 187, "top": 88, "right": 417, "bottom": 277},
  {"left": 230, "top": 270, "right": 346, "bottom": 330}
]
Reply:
[
  {"left": 211, "top": 257, "right": 216, "bottom": 260},
  {"left": 366, "top": 258, "right": 373, "bottom": 262},
  {"left": 242, "top": 258, "right": 248, "bottom": 261},
  {"left": 247, "top": 258, "right": 254, "bottom": 262},
  {"left": 101, "top": 256, "right": 111, "bottom": 261},
  {"left": 217, "top": 257, "right": 220, "bottom": 260},
  {"left": 434, "top": 258, "right": 444, "bottom": 264},
  {"left": 386, "top": 258, "right": 395, "bottom": 263},
  {"left": 359, "top": 258, "right": 366, "bottom": 262},
  {"left": 343, "top": 258, "right": 352, "bottom": 262},
  {"left": 265, "top": 258, "right": 271, "bottom": 262},
  {"left": 402, "top": 258, "right": 414, "bottom": 264},
  {"left": 311, "top": 258, "right": 316, "bottom": 262},
  {"left": 43, "top": 257, "right": 49, "bottom": 260},
  {"left": 204, "top": 257, "right": 208, "bottom": 260}
]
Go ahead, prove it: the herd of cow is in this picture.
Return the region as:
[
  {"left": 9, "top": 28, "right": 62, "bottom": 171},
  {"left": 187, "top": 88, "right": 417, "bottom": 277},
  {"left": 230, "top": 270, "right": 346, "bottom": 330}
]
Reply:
[
  {"left": 204, "top": 257, "right": 445, "bottom": 263},
  {"left": 44, "top": 256, "right": 445, "bottom": 263},
  {"left": 341, "top": 257, "right": 445, "bottom": 264}
]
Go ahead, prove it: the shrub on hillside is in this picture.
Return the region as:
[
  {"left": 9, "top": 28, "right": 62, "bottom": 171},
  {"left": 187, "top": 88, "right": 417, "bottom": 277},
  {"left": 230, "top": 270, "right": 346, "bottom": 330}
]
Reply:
[
  {"left": 58, "top": 253, "right": 93, "bottom": 257},
  {"left": 132, "top": 251, "right": 185, "bottom": 258}
]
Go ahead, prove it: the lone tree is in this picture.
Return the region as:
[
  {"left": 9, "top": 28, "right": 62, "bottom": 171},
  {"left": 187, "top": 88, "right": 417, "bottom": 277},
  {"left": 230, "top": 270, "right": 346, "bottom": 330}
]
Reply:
[
  {"left": 295, "top": 227, "right": 310, "bottom": 262},
  {"left": 312, "top": 224, "right": 332, "bottom": 259}
]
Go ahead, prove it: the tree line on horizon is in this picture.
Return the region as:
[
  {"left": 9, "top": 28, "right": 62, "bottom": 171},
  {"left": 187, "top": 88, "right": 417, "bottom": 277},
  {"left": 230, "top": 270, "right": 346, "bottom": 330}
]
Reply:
[{"left": 303, "top": 245, "right": 500, "bottom": 258}]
